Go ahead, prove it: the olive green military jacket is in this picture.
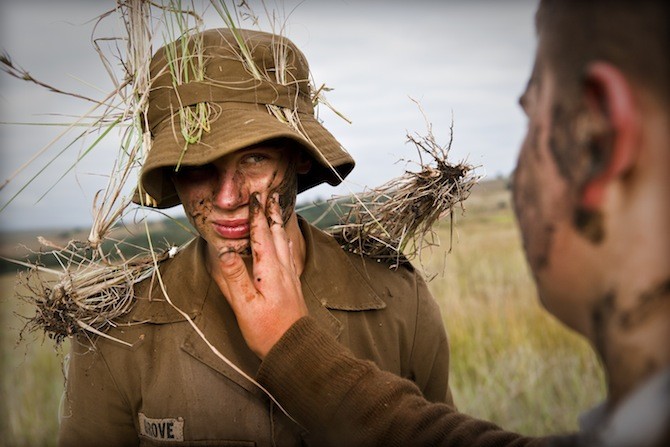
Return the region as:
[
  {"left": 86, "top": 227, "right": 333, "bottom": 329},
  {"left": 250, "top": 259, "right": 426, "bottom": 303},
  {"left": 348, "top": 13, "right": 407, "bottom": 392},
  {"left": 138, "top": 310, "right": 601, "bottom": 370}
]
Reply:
[{"left": 58, "top": 219, "right": 453, "bottom": 447}]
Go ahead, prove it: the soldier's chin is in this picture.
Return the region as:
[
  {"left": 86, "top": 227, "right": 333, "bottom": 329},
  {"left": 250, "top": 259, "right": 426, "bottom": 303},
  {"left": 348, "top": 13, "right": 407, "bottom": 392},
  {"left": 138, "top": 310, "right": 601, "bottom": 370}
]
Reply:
[{"left": 217, "top": 240, "right": 251, "bottom": 257}]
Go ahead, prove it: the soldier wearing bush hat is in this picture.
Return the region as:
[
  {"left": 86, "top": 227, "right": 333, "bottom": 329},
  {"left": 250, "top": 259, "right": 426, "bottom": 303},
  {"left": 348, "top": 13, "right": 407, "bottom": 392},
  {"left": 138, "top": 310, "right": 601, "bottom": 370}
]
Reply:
[
  {"left": 59, "top": 27, "right": 455, "bottom": 446},
  {"left": 137, "top": 28, "right": 355, "bottom": 209}
]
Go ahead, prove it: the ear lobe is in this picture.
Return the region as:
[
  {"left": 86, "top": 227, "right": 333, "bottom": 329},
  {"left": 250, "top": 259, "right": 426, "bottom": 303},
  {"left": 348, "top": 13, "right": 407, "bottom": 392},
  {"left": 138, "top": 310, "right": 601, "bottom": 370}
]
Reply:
[
  {"left": 296, "top": 155, "right": 312, "bottom": 175},
  {"left": 580, "top": 62, "right": 640, "bottom": 210}
]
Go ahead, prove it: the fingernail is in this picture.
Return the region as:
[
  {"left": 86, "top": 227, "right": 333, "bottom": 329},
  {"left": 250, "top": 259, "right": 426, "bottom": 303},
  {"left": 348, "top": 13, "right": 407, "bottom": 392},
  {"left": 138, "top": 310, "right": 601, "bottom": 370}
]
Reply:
[{"left": 250, "top": 192, "right": 260, "bottom": 214}]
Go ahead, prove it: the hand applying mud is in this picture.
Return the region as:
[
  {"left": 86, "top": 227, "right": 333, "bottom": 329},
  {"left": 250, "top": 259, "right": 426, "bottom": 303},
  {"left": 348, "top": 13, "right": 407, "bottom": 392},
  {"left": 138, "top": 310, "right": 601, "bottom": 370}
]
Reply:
[{"left": 213, "top": 192, "right": 308, "bottom": 358}]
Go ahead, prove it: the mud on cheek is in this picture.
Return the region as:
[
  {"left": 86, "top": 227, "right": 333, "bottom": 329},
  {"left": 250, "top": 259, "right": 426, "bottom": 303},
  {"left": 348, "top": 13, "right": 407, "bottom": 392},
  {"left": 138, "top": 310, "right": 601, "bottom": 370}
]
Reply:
[
  {"left": 513, "top": 127, "right": 555, "bottom": 271},
  {"left": 268, "top": 160, "right": 299, "bottom": 226},
  {"left": 187, "top": 197, "right": 213, "bottom": 228},
  {"left": 619, "top": 278, "right": 670, "bottom": 330},
  {"left": 550, "top": 103, "right": 608, "bottom": 244}
]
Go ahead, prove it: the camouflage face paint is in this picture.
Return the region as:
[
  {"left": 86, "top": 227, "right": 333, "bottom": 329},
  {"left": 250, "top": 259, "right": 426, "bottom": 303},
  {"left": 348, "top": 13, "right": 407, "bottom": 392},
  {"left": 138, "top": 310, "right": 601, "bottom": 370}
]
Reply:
[
  {"left": 268, "top": 155, "right": 299, "bottom": 227},
  {"left": 574, "top": 207, "right": 605, "bottom": 244},
  {"left": 619, "top": 278, "right": 670, "bottom": 330},
  {"left": 248, "top": 191, "right": 262, "bottom": 259},
  {"left": 548, "top": 99, "right": 612, "bottom": 244},
  {"left": 513, "top": 123, "right": 556, "bottom": 272},
  {"left": 188, "top": 197, "right": 213, "bottom": 229}
]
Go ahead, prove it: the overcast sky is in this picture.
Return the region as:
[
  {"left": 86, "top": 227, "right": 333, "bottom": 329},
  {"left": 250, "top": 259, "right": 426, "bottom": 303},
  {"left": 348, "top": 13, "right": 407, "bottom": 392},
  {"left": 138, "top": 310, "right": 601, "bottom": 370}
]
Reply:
[{"left": 0, "top": 0, "right": 539, "bottom": 232}]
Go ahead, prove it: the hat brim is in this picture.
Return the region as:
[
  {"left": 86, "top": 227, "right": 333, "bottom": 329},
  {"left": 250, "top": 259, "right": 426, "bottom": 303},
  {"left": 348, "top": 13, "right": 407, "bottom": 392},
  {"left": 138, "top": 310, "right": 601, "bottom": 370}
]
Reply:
[{"left": 136, "top": 102, "right": 354, "bottom": 209}]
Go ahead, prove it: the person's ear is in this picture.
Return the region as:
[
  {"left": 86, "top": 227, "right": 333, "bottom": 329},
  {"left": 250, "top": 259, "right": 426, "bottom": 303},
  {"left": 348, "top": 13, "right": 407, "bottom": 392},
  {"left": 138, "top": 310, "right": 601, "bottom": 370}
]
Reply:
[
  {"left": 579, "top": 62, "right": 641, "bottom": 210},
  {"left": 296, "top": 154, "right": 312, "bottom": 175}
]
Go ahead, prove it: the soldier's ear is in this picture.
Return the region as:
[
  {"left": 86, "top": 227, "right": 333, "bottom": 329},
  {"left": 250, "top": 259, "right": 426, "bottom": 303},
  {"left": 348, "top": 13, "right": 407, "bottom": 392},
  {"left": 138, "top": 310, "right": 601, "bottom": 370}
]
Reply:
[
  {"left": 579, "top": 62, "right": 641, "bottom": 211},
  {"left": 296, "top": 153, "right": 312, "bottom": 175}
]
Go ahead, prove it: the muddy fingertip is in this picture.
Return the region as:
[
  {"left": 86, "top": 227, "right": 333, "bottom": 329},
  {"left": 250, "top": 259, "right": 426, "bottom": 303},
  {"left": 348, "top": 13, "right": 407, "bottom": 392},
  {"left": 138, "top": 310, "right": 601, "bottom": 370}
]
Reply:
[
  {"left": 250, "top": 192, "right": 261, "bottom": 215},
  {"left": 218, "top": 248, "right": 237, "bottom": 264}
]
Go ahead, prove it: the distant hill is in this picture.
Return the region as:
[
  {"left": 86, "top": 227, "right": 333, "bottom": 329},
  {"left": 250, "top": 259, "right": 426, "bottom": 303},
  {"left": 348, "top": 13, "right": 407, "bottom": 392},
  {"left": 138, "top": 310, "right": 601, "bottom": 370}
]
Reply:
[{"left": 0, "top": 178, "right": 509, "bottom": 273}]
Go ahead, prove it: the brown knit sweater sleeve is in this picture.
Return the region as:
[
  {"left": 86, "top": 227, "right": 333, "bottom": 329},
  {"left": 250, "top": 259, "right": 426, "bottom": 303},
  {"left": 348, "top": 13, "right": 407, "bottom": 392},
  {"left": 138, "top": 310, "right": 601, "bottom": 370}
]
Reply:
[{"left": 257, "top": 317, "right": 558, "bottom": 447}]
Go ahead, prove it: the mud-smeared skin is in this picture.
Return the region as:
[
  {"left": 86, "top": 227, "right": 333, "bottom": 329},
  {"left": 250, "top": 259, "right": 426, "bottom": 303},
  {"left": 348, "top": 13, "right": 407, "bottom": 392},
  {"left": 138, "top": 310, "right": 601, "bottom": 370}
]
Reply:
[
  {"left": 248, "top": 157, "right": 298, "bottom": 254},
  {"left": 173, "top": 146, "right": 297, "bottom": 260},
  {"left": 513, "top": 72, "right": 599, "bottom": 274},
  {"left": 573, "top": 207, "right": 605, "bottom": 244},
  {"left": 590, "top": 280, "right": 670, "bottom": 402},
  {"left": 549, "top": 103, "right": 590, "bottom": 185},
  {"left": 548, "top": 99, "right": 612, "bottom": 244},
  {"left": 178, "top": 169, "right": 252, "bottom": 255},
  {"left": 620, "top": 278, "right": 670, "bottom": 330},
  {"left": 513, "top": 122, "right": 555, "bottom": 272},
  {"left": 189, "top": 198, "right": 213, "bottom": 228},
  {"left": 249, "top": 191, "right": 262, "bottom": 216},
  {"left": 271, "top": 158, "right": 299, "bottom": 227},
  {"left": 249, "top": 192, "right": 262, "bottom": 262}
]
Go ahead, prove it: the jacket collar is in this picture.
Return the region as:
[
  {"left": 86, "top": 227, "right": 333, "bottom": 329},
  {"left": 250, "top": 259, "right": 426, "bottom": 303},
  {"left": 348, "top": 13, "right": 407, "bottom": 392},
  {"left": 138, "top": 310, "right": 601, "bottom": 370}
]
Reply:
[
  {"left": 128, "top": 237, "right": 208, "bottom": 324},
  {"left": 299, "top": 218, "right": 386, "bottom": 311},
  {"left": 299, "top": 217, "right": 386, "bottom": 312}
]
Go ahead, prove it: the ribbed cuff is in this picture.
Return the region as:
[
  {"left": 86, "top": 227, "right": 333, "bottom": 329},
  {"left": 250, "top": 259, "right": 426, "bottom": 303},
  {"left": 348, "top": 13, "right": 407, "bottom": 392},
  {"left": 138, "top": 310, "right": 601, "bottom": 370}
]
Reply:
[{"left": 257, "top": 316, "right": 373, "bottom": 430}]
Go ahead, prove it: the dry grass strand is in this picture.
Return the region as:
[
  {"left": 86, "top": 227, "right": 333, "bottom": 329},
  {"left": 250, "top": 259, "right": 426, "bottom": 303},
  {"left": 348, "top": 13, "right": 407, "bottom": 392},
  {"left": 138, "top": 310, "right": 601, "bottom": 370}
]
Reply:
[{"left": 330, "top": 106, "right": 480, "bottom": 269}]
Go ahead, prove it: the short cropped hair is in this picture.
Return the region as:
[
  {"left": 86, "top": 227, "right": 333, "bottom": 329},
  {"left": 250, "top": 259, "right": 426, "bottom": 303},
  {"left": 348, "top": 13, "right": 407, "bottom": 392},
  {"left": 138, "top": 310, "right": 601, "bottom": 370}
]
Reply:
[
  {"left": 536, "top": 0, "right": 669, "bottom": 106},
  {"left": 534, "top": 1, "right": 668, "bottom": 239}
]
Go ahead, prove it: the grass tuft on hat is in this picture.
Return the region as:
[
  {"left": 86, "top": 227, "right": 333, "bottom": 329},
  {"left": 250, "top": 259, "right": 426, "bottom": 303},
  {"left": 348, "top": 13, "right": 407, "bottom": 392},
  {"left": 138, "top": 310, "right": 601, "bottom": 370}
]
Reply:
[{"left": 137, "top": 27, "right": 354, "bottom": 209}]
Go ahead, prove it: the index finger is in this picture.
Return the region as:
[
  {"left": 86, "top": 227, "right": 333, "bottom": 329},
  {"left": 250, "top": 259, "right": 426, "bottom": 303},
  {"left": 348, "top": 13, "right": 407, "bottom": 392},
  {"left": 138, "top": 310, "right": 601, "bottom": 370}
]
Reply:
[
  {"left": 215, "top": 250, "right": 257, "bottom": 308},
  {"left": 249, "top": 192, "right": 278, "bottom": 270},
  {"left": 267, "top": 192, "right": 292, "bottom": 268}
]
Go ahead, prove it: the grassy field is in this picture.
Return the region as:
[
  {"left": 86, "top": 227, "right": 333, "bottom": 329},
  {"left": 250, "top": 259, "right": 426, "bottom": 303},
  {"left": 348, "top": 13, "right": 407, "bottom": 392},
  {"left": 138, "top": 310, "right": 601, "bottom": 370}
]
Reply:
[
  {"left": 1, "top": 275, "right": 67, "bottom": 446},
  {"left": 425, "top": 182, "right": 605, "bottom": 435},
  {"left": 0, "top": 180, "right": 605, "bottom": 445}
]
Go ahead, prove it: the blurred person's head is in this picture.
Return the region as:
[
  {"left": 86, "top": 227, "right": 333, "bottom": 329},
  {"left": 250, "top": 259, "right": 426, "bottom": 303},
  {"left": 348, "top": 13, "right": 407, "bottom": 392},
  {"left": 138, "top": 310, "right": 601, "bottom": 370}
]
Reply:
[{"left": 513, "top": 0, "right": 669, "bottom": 404}]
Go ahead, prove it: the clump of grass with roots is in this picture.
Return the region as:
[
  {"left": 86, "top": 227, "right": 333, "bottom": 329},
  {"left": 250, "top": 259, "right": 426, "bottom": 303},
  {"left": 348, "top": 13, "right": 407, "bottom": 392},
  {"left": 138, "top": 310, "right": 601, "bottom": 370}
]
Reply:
[
  {"left": 328, "top": 104, "right": 479, "bottom": 269},
  {"left": 10, "top": 237, "right": 172, "bottom": 347}
]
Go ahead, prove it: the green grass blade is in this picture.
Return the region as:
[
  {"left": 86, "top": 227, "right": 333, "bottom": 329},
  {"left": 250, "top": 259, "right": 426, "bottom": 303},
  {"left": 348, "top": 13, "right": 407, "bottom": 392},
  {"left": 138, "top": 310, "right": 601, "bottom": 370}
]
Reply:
[{"left": 34, "top": 116, "right": 123, "bottom": 204}]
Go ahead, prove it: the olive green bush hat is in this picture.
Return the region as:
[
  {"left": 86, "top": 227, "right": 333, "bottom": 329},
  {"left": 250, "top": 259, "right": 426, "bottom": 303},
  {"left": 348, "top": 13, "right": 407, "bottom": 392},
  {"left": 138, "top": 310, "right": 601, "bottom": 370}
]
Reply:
[{"left": 136, "top": 28, "right": 355, "bottom": 208}]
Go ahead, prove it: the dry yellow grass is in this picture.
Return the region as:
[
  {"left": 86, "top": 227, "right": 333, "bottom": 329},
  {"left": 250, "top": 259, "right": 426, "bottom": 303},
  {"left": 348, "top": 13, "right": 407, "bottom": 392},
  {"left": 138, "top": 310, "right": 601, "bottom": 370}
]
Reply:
[
  {"left": 1, "top": 274, "right": 67, "bottom": 447},
  {"left": 424, "top": 184, "right": 605, "bottom": 436}
]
